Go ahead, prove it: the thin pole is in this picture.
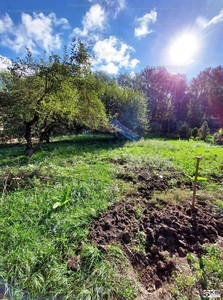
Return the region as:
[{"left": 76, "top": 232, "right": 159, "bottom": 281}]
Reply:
[{"left": 192, "top": 156, "right": 202, "bottom": 210}]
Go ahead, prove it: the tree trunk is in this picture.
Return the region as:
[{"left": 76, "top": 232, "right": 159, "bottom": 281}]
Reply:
[
  {"left": 33, "top": 122, "right": 56, "bottom": 152},
  {"left": 24, "top": 114, "right": 39, "bottom": 157},
  {"left": 40, "top": 122, "right": 56, "bottom": 143}
]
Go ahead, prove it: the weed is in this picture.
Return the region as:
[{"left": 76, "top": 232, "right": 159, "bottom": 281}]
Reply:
[
  {"left": 132, "top": 231, "right": 146, "bottom": 253},
  {"left": 133, "top": 204, "right": 144, "bottom": 221},
  {"left": 172, "top": 246, "right": 223, "bottom": 299},
  {"left": 213, "top": 199, "right": 223, "bottom": 216}
]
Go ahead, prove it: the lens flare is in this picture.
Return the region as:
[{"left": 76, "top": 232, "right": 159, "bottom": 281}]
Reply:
[{"left": 169, "top": 34, "right": 199, "bottom": 65}]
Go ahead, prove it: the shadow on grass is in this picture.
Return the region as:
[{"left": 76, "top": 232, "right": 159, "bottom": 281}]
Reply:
[{"left": 0, "top": 134, "right": 127, "bottom": 168}]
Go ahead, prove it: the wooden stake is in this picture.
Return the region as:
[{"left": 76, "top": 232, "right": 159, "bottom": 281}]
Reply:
[{"left": 191, "top": 156, "right": 202, "bottom": 210}]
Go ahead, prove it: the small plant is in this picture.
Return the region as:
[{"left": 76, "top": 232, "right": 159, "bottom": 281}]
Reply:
[
  {"left": 53, "top": 186, "right": 71, "bottom": 209},
  {"left": 133, "top": 204, "right": 144, "bottom": 221},
  {"left": 133, "top": 230, "right": 146, "bottom": 253}
]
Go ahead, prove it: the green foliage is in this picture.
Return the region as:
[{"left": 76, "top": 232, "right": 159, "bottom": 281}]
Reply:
[
  {"left": 53, "top": 186, "right": 71, "bottom": 209},
  {"left": 214, "top": 128, "right": 223, "bottom": 145},
  {"left": 213, "top": 199, "right": 223, "bottom": 215},
  {"left": 187, "top": 93, "right": 203, "bottom": 129},
  {"left": 132, "top": 230, "right": 146, "bottom": 253},
  {"left": 0, "top": 41, "right": 109, "bottom": 155},
  {"left": 139, "top": 67, "right": 188, "bottom": 126},
  {"left": 189, "top": 67, "right": 223, "bottom": 121},
  {"left": 200, "top": 245, "right": 223, "bottom": 289},
  {"left": 97, "top": 75, "right": 148, "bottom": 133},
  {"left": 191, "top": 127, "right": 198, "bottom": 139},
  {"left": 118, "top": 88, "right": 148, "bottom": 133},
  {"left": 198, "top": 121, "right": 210, "bottom": 141},
  {"left": 178, "top": 122, "right": 191, "bottom": 139},
  {"left": 75, "top": 244, "right": 137, "bottom": 300}
]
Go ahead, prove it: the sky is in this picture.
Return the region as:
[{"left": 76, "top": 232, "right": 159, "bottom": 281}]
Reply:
[{"left": 0, "top": 0, "right": 223, "bottom": 80}]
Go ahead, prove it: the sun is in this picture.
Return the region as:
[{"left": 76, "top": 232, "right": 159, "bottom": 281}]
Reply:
[{"left": 169, "top": 34, "right": 198, "bottom": 65}]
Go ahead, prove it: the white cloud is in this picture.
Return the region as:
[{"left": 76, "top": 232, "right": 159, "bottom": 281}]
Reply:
[
  {"left": 0, "top": 55, "right": 12, "bottom": 71},
  {"left": 207, "top": 9, "right": 223, "bottom": 26},
  {"left": 88, "top": 0, "right": 126, "bottom": 18},
  {"left": 93, "top": 36, "right": 139, "bottom": 74},
  {"left": 196, "top": 10, "right": 223, "bottom": 28},
  {"left": 0, "top": 12, "right": 69, "bottom": 54},
  {"left": 73, "top": 4, "right": 106, "bottom": 38},
  {"left": 113, "top": 0, "right": 126, "bottom": 18},
  {"left": 129, "top": 58, "right": 139, "bottom": 69},
  {"left": 134, "top": 9, "right": 157, "bottom": 39},
  {"left": 100, "top": 62, "right": 119, "bottom": 74},
  {"left": 0, "top": 14, "right": 14, "bottom": 33}
]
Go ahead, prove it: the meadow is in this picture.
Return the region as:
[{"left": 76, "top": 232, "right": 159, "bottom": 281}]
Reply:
[{"left": 0, "top": 135, "right": 223, "bottom": 299}]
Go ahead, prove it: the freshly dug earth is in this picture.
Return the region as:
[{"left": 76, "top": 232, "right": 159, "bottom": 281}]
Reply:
[{"left": 88, "top": 167, "right": 223, "bottom": 294}]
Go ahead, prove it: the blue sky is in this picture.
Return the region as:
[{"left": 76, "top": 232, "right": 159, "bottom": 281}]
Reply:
[{"left": 0, "top": 0, "right": 223, "bottom": 79}]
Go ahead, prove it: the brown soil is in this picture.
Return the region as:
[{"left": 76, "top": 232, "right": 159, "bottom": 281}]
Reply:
[{"left": 88, "top": 166, "right": 223, "bottom": 295}]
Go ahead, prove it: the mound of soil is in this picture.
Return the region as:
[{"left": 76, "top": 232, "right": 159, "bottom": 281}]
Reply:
[
  {"left": 88, "top": 167, "right": 223, "bottom": 293},
  {"left": 89, "top": 199, "right": 223, "bottom": 291}
]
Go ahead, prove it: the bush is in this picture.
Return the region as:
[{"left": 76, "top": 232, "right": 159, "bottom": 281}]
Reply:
[
  {"left": 214, "top": 129, "right": 223, "bottom": 145},
  {"left": 191, "top": 127, "right": 198, "bottom": 140},
  {"left": 198, "top": 121, "right": 210, "bottom": 141},
  {"left": 178, "top": 122, "right": 191, "bottom": 140}
]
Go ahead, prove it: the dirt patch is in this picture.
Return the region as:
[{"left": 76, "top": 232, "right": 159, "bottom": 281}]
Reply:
[
  {"left": 114, "top": 165, "right": 193, "bottom": 195},
  {"left": 88, "top": 167, "right": 223, "bottom": 294},
  {"left": 89, "top": 199, "right": 223, "bottom": 291}
]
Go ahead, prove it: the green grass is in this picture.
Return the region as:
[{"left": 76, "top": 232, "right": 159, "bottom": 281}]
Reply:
[
  {"left": 171, "top": 245, "right": 223, "bottom": 300},
  {"left": 0, "top": 135, "right": 223, "bottom": 299}
]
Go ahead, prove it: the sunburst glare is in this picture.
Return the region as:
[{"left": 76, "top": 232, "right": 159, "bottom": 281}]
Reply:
[{"left": 169, "top": 33, "right": 199, "bottom": 66}]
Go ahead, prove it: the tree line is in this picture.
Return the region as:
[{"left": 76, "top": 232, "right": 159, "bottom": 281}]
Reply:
[
  {"left": 0, "top": 39, "right": 223, "bottom": 156},
  {"left": 118, "top": 66, "right": 223, "bottom": 136}
]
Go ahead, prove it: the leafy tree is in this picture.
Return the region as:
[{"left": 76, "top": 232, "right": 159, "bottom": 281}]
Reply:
[
  {"left": 0, "top": 40, "right": 108, "bottom": 156},
  {"left": 189, "top": 67, "right": 223, "bottom": 129},
  {"left": 118, "top": 88, "right": 148, "bottom": 133},
  {"left": 117, "top": 72, "right": 142, "bottom": 91},
  {"left": 170, "top": 73, "right": 188, "bottom": 122},
  {"left": 139, "top": 67, "right": 188, "bottom": 134},
  {"left": 97, "top": 76, "right": 148, "bottom": 133},
  {"left": 187, "top": 92, "right": 203, "bottom": 128},
  {"left": 140, "top": 67, "right": 173, "bottom": 122}
]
